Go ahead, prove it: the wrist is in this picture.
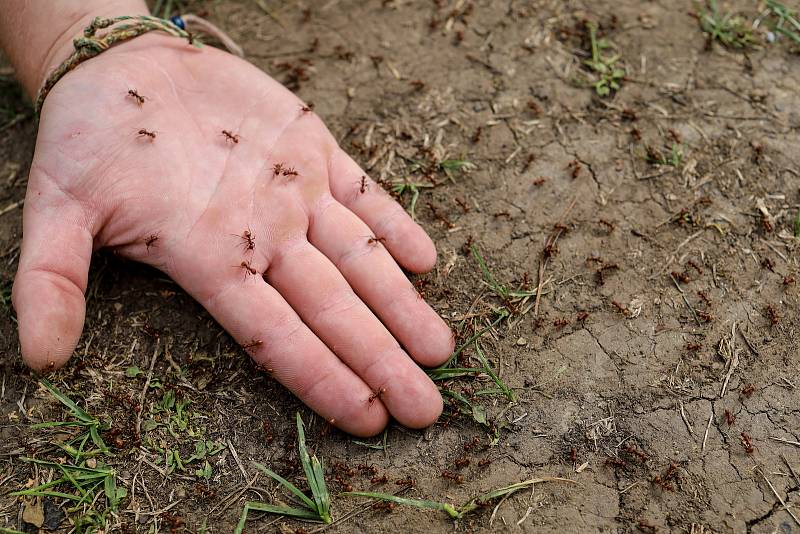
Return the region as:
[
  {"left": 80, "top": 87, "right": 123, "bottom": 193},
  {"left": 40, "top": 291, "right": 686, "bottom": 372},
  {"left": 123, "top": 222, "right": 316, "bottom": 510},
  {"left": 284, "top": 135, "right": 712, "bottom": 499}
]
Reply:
[{"left": 0, "top": 0, "right": 149, "bottom": 100}]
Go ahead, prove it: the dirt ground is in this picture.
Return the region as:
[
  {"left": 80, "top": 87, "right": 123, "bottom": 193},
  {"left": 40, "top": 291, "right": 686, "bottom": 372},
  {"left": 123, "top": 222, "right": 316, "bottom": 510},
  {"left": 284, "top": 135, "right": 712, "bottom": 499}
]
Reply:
[{"left": 2, "top": 0, "right": 800, "bottom": 532}]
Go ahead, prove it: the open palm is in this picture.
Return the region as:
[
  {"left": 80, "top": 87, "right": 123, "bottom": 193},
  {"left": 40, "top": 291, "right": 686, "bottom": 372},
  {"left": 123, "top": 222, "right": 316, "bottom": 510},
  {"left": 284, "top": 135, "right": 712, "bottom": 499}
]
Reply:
[{"left": 13, "top": 34, "right": 454, "bottom": 436}]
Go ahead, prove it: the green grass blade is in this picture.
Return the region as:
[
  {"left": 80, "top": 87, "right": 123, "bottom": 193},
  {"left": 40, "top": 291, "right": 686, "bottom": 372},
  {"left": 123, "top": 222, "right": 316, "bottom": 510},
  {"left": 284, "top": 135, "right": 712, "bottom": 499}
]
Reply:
[
  {"left": 246, "top": 501, "right": 324, "bottom": 521},
  {"left": 311, "top": 456, "right": 331, "bottom": 522},
  {"left": 474, "top": 341, "right": 515, "bottom": 401},
  {"left": 252, "top": 462, "right": 317, "bottom": 511},
  {"left": 426, "top": 368, "right": 482, "bottom": 381},
  {"left": 0, "top": 527, "right": 26, "bottom": 534},
  {"left": 295, "top": 413, "right": 323, "bottom": 515},
  {"left": 434, "top": 312, "right": 507, "bottom": 370},
  {"left": 459, "top": 477, "right": 576, "bottom": 515},
  {"left": 341, "top": 492, "right": 459, "bottom": 518},
  {"left": 471, "top": 245, "right": 507, "bottom": 298},
  {"left": 39, "top": 379, "right": 93, "bottom": 423}
]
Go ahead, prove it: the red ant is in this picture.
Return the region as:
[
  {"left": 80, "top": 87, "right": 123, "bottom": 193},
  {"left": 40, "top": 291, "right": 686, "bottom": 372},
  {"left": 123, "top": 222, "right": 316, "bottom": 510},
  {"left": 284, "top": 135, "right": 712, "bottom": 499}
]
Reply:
[
  {"left": 241, "top": 339, "right": 263, "bottom": 351},
  {"left": 273, "top": 163, "right": 285, "bottom": 176},
  {"left": 262, "top": 418, "right": 274, "bottom": 444},
  {"left": 370, "top": 475, "right": 388, "bottom": 484},
  {"left": 221, "top": 130, "right": 240, "bottom": 144},
  {"left": 282, "top": 167, "right": 299, "bottom": 178},
  {"left": 740, "top": 432, "right": 755, "bottom": 454},
  {"left": 724, "top": 409, "right": 736, "bottom": 426},
  {"left": 454, "top": 457, "right": 470, "bottom": 468},
  {"left": 440, "top": 470, "right": 464, "bottom": 483},
  {"left": 567, "top": 159, "right": 582, "bottom": 178},
  {"left": 395, "top": 477, "right": 416, "bottom": 486},
  {"left": 367, "top": 236, "right": 387, "bottom": 246},
  {"left": 765, "top": 304, "right": 780, "bottom": 326},
  {"left": 478, "top": 458, "right": 492, "bottom": 467},
  {"left": 300, "top": 102, "right": 314, "bottom": 113},
  {"left": 358, "top": 175, "right": 368, "bottom": 194},
  {"left": 367, "top": 387, "right": 386, "bottom": 407},
  {"left": 145, "top": 233, "right": 159, "bottom": 251},
  {"left": 741, "top": 383, "right": 756, "bottom": 398},
  {"left": 127, "top": 89, "right": 146, "bottom": 105},
  {"left": 137, "top": 128, "right": 156, "bottom": 141},
  {"left": 239, "top": 260, "right": 258, "bottom": 278},
  {"left": 234, "top": 228, "right": 255, "bottom": 252}
]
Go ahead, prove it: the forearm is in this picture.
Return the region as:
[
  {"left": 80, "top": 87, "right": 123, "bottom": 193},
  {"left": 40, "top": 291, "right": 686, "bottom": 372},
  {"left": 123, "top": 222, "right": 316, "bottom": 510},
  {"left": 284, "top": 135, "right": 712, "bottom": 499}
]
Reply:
[{"left": 0, "top": 0, "right": 149, "bottom": 100}]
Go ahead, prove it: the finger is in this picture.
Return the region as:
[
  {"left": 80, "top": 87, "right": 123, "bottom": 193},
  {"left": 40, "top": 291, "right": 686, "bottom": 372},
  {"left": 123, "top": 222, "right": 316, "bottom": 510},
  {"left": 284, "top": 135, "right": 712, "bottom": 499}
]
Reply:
[
  {"left": 191, "top": 272, "right": 389, "bottom": 437},
  {"left": 12, "top": 171, "right": 94, "bottom": 372},
  {"left": 265, "top": 240, "right": 443, "bottom": 429},
  {"left": 327, "top": 149, "right": 437, "bottom": 273},
  {"left": 308, "top": 198, "right": 454, "bottom": 367}
]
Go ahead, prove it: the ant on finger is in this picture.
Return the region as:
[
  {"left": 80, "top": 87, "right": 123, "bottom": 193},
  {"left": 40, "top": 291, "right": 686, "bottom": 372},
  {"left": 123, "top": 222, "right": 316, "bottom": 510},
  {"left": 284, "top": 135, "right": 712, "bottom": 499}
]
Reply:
[
  {"left": 137, "top": 128, "right": 156, "bottom": 141},
  {"left": 367, "top": 235, "right": 387, "bottom": 246},
  {"left": 127, "top": 89, "right": 146, "bottom": 105},
  {"left": 358, "top": 175, "right": 368, "bottom": 194},
  {"left": 221, "top": 130, "right": 240, "bottom": 144},
  {"left": 367, "top": 387, "right": 386, "bottom": 407},
  {"left": 300, "top": 102, "right": 314, "bottom": 114},
  {"left": 238, "top": 260, "right": 258, "bottom": 279},
  {"left": 273, "top": 163, "right": 285, "bottom": 176},
  {"left": 145, "top": 233, "right": 159, "bottom": 251}
]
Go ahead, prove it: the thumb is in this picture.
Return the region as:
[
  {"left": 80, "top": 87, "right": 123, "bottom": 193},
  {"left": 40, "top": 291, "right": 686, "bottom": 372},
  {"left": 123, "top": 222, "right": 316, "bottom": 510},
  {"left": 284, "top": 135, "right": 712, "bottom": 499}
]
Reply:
[{"left": 12, "top": 173, "right": 94, "bottom": 372}]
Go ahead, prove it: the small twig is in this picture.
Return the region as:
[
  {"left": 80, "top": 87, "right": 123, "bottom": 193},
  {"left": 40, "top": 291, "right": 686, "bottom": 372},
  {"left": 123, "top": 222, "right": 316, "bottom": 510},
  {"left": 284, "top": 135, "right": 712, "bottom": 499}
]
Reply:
[
  {"left": 679, "top": 400, "right": 694, "bottom": 435},
  {"left": 227, "top": 439, "right": 248, "bottom": 479},
  {"left": 759, "top": 469, "right": 800, "bottom": 527},
  {"left": 770, "top": 437, "right": 800, "bottom": 448},
  {"left": 701, "top": 412, "right": 713, "bottom": 452},
  {"left": 669, "top": 273, "right": 701, "bottom": 326},
  {"left": 719, "top": 322, "right": 739, "bottom": 398},
  {"left": 135, "top": 339, "right": 160, "bottom": 440},
  {"left": 0, "top": 200, "right": 22, "bottom": 217}
]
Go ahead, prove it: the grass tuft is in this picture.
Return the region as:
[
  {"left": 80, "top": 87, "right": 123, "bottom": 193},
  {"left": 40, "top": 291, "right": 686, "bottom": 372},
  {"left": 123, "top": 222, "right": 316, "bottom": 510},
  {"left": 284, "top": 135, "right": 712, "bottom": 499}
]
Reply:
[
  {"left": 699, "top": 0, "right": 757, "bottom": 49},
  {"left": 235, "top": 413, "right": 332, "bottom": 533}
]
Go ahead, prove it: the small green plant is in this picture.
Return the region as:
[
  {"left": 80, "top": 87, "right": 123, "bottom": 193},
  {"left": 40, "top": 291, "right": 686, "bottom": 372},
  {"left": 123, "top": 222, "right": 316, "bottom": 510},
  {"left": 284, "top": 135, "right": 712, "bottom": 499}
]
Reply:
[
  {"left": 794, "top": 208, "right": 800, "bottom": 238},
  {"left": 645, "top": 143, "right": 684, "bottom": 168},
  {"left": 343, "top": 477, "right": 575, "bottom": 519},
  {"left": 583, "top": 23, "right": 625, "bottom": 96},
  {"left": 235, "top": 413, "right": 332, "bottom": 533},
  {"left": 765, "top": 0, "right": 800, "bottom": 46},
  {"left": 699, "top": 0, "right": 757, "bottom": 49},
  {"left": 34, "top": 379, "right": 109, "bottom": 462},
  {"left": 12, "top": 383, "right": 126, "bottom": 530}
]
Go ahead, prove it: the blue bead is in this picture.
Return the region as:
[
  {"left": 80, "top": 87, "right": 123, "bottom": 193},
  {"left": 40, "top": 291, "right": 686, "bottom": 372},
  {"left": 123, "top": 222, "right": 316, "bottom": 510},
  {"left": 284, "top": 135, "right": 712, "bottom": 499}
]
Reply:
[{"left": 170, "top": 15, "right": 185, "bottom": 30}]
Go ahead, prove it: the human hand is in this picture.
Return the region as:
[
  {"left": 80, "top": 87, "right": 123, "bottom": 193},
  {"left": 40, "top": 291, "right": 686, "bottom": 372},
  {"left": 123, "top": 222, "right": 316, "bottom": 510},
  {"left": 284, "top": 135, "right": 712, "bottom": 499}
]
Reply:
[{"left": 12, "top": 33, "right": 454, "bottom": 436}]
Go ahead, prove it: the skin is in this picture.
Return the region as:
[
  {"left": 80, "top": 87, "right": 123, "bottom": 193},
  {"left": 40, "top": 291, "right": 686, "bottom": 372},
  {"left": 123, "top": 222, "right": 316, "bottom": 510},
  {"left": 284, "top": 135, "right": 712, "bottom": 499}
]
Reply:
[{"left": 0, "top": 1, "right": 454, "bottom": 437}]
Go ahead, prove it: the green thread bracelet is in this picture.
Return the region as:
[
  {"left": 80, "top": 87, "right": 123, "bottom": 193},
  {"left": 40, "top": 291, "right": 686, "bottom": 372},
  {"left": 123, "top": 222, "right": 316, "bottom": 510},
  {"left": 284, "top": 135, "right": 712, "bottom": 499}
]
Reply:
[{"left": 36, "top": 15, "right": 197, "bottom": 113}]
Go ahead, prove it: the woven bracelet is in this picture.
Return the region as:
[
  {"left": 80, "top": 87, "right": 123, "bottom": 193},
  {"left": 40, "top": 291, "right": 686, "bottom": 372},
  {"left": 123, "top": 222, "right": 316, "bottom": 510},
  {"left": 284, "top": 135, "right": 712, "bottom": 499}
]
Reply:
[{"left": 35, "top": 15, "right": 196, "bottom": 113}]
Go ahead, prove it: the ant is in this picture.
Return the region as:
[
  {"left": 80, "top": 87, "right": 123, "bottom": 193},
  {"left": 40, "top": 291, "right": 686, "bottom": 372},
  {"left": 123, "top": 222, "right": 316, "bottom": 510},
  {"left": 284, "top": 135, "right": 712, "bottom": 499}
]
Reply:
[
  {"left": 724, "top": 409, "right": 736, "bottom": 426},
  {"left": 765, "top": 304, "right": 780, "bottom": 326},
  {"left": 367, "top": 387, "right": 386, "bottom": 407},
  {"left": 300, "top": 102, "right": 314, "bottom": 113},
  {"left": 741, "top": 383, "right": 756, "bottom": 398},
  {"left": 395, "top": 477, "right": 416, "bottom": 487},
  {"left": 740, "top": 432, "right": 755, "bottom": 454},
  {"left": 599, "top": 219, "right": 615, "bottom": 232},
  {"left": 145, "top": 233, "right": 159, "bottom": 251},
  {"left": 477, "top": 458, "right": 492, "bottom": 467},
  {"left": 367, "top": 235, "right": 387, "bottom": 246},
  {"left": 463, "top": 436, "right": 480, "bottom": 451},
  {"left": 532, "top": 177, "right": 547, "bottom": 186},
  {"left": 567, "top": 159, "right": 582, "bottom": 178},
  {"left": 576, "top": 311, "right": 590, "bottom": 322},
  {"left": 370, "top": 475, "right": 388, "bottom": 484},
  {"left": 440, "top": 470, "right": 464, "bottom": 483},
  {"left": 221, "top": 130, "right": 240, "bottom": 144},
  {"left": 127, "top": 89, "right": 146, "bottom": 105},
  {"left": 273, "top": 162, "right": 285, "bottom": 176},
  {"left": 262, "top": 418, "right": 274, "bottom": 444},
  {"left": 239, "top": 260, "right": 258, "bottom": 278},
  {"left": 282, "top": 167, "right": 299, "bottom": 178},
  {"left": 454, "top": 457, "right": 470, "bottom": 468},
  {"left": 234, "top": 228, "right": 255, "bottom": 252},
  {"left": 241, "top": 338, "right": 263, "bottom": 351},
  {"left": 358, "top": 175, "right": 368, "bottom": 194},
  {"left": 137, "top": 128, "right": 156, "bottom": 141},
  {"left": 622, "top": 444, "right": 648, "bottom": 462}
]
